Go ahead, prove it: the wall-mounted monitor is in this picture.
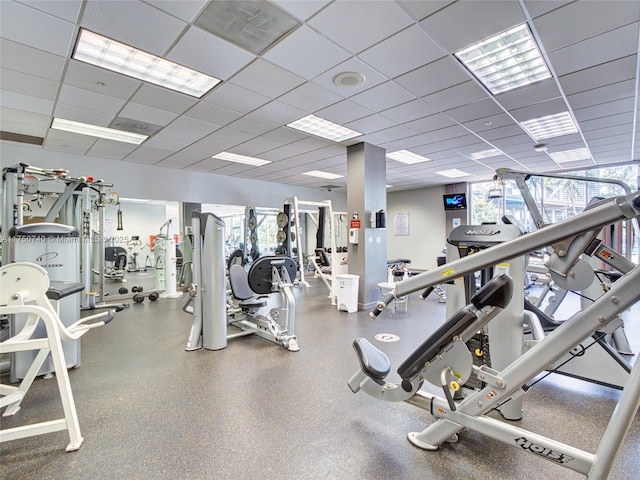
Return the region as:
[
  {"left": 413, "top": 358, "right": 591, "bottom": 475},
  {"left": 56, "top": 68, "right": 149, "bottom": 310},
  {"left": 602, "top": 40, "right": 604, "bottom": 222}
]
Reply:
[{"left": 443, "top": 193, "right": 467, "bottom": 210}]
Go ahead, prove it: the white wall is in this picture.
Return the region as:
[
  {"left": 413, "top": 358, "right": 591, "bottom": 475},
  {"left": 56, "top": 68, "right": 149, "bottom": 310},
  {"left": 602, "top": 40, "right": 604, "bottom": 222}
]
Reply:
[
  {"left": 386, "top": 186, "right": 447, "bottom": 271},
  {"left": 1, "top": 143, "right": 347, "bottom": 211}
]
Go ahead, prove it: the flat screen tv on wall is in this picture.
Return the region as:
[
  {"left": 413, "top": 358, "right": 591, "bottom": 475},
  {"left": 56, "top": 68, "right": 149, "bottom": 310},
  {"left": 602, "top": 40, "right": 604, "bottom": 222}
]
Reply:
[{"left": 443, "top": 193, "right": 467, "bottom": 210}]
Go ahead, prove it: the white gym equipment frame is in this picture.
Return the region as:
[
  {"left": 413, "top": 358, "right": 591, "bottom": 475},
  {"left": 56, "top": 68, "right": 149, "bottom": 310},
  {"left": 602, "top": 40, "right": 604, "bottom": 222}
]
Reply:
[
  {"left": 349, "top": 191, "right": 640, "bottom": 479},
  {"left": 0, "top": 262, "right": 113, "bottom": 451},
  {"left": 287, "top": 196, "right": 346, "bottom": 304}
]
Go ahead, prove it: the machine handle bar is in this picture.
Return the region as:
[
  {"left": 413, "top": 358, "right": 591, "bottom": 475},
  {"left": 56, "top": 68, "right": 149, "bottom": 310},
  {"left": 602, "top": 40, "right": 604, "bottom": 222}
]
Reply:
[{"left": 369, "top": 292, "right": 396, "bottom": 318}]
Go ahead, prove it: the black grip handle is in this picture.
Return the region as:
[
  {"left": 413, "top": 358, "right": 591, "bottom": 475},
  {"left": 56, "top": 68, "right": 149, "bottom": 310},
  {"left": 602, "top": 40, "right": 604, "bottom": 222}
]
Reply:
[
  {"left": 420, "top": 286, "right": 435, "bottom": 300},
  {"left": 369, "top": 292, "right": 395, "bottom": 318},
  {"left": 634, "top": 194, "right": 640, "bottom": 208}
]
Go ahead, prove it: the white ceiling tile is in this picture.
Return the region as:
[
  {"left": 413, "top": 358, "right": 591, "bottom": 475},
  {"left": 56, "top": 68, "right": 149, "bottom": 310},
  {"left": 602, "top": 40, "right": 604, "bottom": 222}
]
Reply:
[
  {"left": 0, "top": 0, "right": 76, "bottom": 56},
  {"left": 549, "top": 23, "right": 640, "bottom": 77},
  {"left": 0, "top": 38, "right": 66, "bottom": 81},
  {"left": 43, "top": 129, "right": 95, "bottom": 154},
  {"left": 130, "top": 84, "right": 198, "bottom": 114},
  {"left": 202, "top": 83, "right": 270, "bottom": 113},
  {"left": 1, "top": 90, "right": 53, "bottom": 115},
  {"left": 124, "top": 145, "right": 173, "bottom": 165},
  {"left": 64, "top": 60, "right": 142, "bottom": 100},
  {"left": 345, "top": 115, "right": 396, "bottom": 135},
  {"left": 232, "top": 136, "right": 285, "bottom": 156},
  {"left": 380, "top": 100, "right": 438, "bottom": 123},
  {"left": 227, "top": 115, "right": 279, "bottom": 136},
  {"left": 308, "top": 1, "right": 413, "bottom": 54},
  {"left": 558, "top": 55, "right": 637, "bottom": 95},
  {"left": 420, "top": 0, "right": 526, "bottom": 52},
  {"left": 81, "top": 0, "right": 187, "bottom": 56},
  {"left": 58, "top": 84, "right": 126, "bottom": 115},
  {"left": 397, "top": 1, "right": 456, "bottom": 21},
  {"left": 278, "top": 82, "right": 342, "bottom": 113},
  {"left": 358, "top": 25, "right": 445, "bottom": 79},
  {"left": 86, "top": 138, "right": 141, "bottom": 159},
  {"left": 52, "top": 103, "right": 114, "bottom": 127},
  {"left": 567, "top": 80, "right": 637, "bottom": 111},
  {"left": 119, "top": 102, "right": 179, "bottom": 126},
  {"left": 509, "top": 98, "right": 568, "bottom": 122},
  {"left": 463, "top": 113, "right": 515, "bottom": 133},
  {"left": 580, "top": 113, "right": 634, "bottom": 133},
  {"left": 144, "top": 0, "right": 208, "bottom": 22},
  {"left": 263, "top": 26, "right": 350, "bottom": 80},
  {"left": 445, "top": 98, "right": 503, "bottom": 124},
  {"left": 156, "top": 145, "right": 213, "bottom": 168},
  {"left": 534, "top": 1, "right": 640, "bottom": 51},
  {"left": 350, "top": 81, "right": 416, "bottom": 112},
  {"left": 404, "top": 113, "right": 456, "bottom": 133},
  {"left": 523, "top": 0, "right": 573, "bottom": 18},
  {"left": 315, "top": 100, "right": 374, "bottom": 125},
  {"left": 168, "top": 26, "right": 255, "bottom": 80},
  {"left": 0, "top": 107, "right": 50, "bottom": 136},
  {"left": 495, "top": 79, "right": 562, "bottom": 110},
  {"left": 574, "top": 97, "right": 635, "bottom": 122},
  {"left": 422, "top": 81, "right": 490, "bottom": 111},
  {"left": 165, "top": 116, "right": 221, "bottom": 136},
  {"left": 229, "top": 59, "right": 304, "bottom": 99},
  {"left": 21, "top": 0, "right": 82, "bottom": 21},
  {"left": 395, "top": 57, "right": 469, "bottom": 97},
  {"left": 1, "top": 68, "right": 59, "bottom": 100},
  {"left": 204, "top": 127, "right": 255, "bottom": 146},
  {"left": 271, "top": 0, "right": 331, "bottom": 21},
  {"left": 249, "top": 101, "right": 307, "bottom": 125},
  {"left": 185, "top": 102, "right": 243, "bottom": 126}
]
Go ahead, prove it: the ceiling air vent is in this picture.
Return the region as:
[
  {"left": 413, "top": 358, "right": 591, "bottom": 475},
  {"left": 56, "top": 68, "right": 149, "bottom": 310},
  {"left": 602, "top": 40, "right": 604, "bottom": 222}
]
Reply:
[
  {"left": 109, "top": 117, "right": 163, "bottom": 137},
  {"left": 0, "top": 131, "right": 44, "bottom": 146},
  {"left": 195, "top": 0, "right": 300, "bottom": 55}
]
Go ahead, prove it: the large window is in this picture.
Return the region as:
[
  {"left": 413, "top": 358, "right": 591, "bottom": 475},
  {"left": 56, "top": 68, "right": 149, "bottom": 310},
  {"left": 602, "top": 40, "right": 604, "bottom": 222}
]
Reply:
[{"left": 470, "top": 164, "right": 638, "bottom": 259}]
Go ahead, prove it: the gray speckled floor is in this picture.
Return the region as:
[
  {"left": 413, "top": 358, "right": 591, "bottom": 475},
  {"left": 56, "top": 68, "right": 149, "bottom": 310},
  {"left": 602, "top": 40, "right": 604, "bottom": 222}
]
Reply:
[{"left": 1, "top": 278, "right": 638, "bottom": 480}]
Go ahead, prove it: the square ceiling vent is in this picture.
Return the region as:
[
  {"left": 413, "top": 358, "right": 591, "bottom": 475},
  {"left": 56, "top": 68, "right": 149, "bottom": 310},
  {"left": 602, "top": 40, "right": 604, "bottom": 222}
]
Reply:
[
  {"left": 109, "top": 117, "right": 163, "bottom": 137},
  {"left": 195, "top": 0, "right": 300, "bottom": 55}
]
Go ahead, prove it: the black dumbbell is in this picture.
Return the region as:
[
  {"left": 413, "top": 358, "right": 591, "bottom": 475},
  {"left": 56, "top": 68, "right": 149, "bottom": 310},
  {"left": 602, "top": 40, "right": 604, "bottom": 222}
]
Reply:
[
  {"left": 132, "top": 286, "right": 144, "bottom": 293},
  {"left": 118, "top": 287, "right": 129, "bottom": 294},
  {"left": 148, "top": 292, "right": 160, "bottom": 302},
  {"left": 133, "top": 293, "right": 145, "bottom": 303}
]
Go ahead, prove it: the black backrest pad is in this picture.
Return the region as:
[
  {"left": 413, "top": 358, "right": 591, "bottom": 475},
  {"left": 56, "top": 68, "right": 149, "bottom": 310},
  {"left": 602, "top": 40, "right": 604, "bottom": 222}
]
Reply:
[
  {"left": 397, "top": 307, "right": 477, "bottom": 380},
  {"left": 470, "top": 273, "right": 513, "bottom": 310},
  {"left": 247, "top": 256, "right": 297, "bottom": 294},
  {"left": 229, "top": 264, "right": 254, "bottom": 301}
]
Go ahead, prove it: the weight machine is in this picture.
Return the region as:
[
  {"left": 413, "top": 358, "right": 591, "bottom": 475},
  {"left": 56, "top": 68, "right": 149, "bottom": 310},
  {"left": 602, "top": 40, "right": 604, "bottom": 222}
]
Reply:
[
  {"left": 348, "top": 191, "right": 640, "bottom": 478},
  {"left": 2, "top": 163, "right": 126, "bottom": 311},
  {"left": 183, "top": 212, "right": 299, "bottom": 352},
  {"left": 286, "top": 197, "right": 348, "bottom": 303}
]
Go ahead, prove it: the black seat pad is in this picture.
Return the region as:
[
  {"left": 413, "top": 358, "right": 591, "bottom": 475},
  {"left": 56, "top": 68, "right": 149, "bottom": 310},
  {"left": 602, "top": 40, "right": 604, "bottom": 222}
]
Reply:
[{"left": 353, "top": 338, "right": 391, "bottom": 380}]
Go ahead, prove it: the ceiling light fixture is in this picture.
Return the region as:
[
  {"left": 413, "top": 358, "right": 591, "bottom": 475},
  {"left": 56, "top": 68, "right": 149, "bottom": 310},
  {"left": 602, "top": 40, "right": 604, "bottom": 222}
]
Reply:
[
  {"left": 549, "top": 148, "right": 592, "bottom": 163},
  {"left": 73, "top": 29, "right": 221, "bottom": 98},
  {"left": 520, "top": 112, "right": 578, "bottom": 141},
  {"left": 436, "top": 169, "right": 469, "bottom": 178},
  {"left": 303, "top": 170, "right": 344, "bottom": 180},
  {"left": 468, "top": 148, "right": 502, "bottom": 160},
  {"left": 51, "top": 118, "right": 148, "bottom": 144},
  {"left": 387, "top": 150, "right": 431, "bottom": 164},
  {"left": 212, "top": 152, "right": 272, "bottom": 166},
  {"left": 286, "top": 115, "right": 363, "bottom": 142},
  {"left": 454, "top": 23, "right": 551, "bottom": 95}
]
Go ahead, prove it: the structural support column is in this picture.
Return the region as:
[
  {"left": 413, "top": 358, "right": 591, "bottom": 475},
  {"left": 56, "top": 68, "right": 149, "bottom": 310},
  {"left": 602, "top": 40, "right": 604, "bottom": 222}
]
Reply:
[{"left": 347, "top": 142, "right": 387, "bottom": 310}]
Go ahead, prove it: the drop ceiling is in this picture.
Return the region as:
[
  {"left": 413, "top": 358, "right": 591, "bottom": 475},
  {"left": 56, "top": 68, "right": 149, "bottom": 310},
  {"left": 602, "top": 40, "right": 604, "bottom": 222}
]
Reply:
[{"left": 1, "top": 0, "right": 639, "bottom": 192}]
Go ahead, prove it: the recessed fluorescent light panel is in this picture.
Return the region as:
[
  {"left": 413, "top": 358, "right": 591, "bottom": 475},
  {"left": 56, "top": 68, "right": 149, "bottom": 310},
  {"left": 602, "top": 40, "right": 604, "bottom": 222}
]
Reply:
[
  {"left": 73, "top": 29, "right": 221, "bottom": 98},
  {"left": 468, "top": 148, "right": 502, "bottom": 160},
  {"left": 286, "top": 115, "right": 362, "bottom": 142},
  {"left": 549, "top": 148, "right": 592, "bottom": 163},
  {"left": 387, "top": 150, "right": 431, "bottom": 165},
  {"left": 436, "top": 169, "right": 469, "bottom": 178},
  {"left": 455, "top": 24, "right": 551, "bottom": 95},
  {"left": 520, "top": 112, "right": 578, "bottom": 141},
  {"left": 303, "top": 170, "right": 344, "bottom": 180},
  {"left": 212, "top": 152, "right": 272, "bottom": 166},
  {"left": 51, "top": 118, "right": 148, "bottom": 144}
]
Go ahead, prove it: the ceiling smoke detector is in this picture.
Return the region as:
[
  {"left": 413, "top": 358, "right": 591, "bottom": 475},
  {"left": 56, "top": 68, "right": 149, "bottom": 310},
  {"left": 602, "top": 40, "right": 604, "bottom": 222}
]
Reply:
[
  {"left": 333, "top": 71, "right": 366, "bottom": 88},
  {"left": 534, "top": 144, "right": 548, "bottom": 152}
]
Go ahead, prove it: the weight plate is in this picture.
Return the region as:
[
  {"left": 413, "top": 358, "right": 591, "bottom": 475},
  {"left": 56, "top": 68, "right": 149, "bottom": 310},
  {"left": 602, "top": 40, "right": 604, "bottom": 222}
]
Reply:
[
  {"left": 248, "top": 216, "right": 257, "bottom": 229},
  {"left": 277, "top": 212, "right": 289, "bottom": 228},
  {"left": 249, "top": 233, "right": 257, "bottom": 243},
  {"left": 277, "top": 230, "right": 286, "bottom": 243}
]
